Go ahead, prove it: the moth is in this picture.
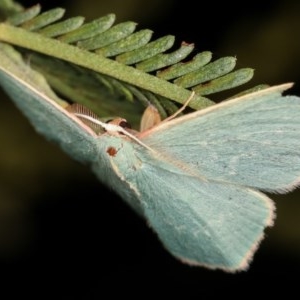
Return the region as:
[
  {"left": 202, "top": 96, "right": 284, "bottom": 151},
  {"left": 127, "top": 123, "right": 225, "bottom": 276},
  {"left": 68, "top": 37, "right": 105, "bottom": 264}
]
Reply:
[{"left": 1, "top": 60, "right": 300, "bottom": 272}]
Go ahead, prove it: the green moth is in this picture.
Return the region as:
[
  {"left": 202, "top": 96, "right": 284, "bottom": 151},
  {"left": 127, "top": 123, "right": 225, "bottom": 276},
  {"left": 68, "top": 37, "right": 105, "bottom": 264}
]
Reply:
[{"left": 1, "top": 45, "right": 300, "bottom": 272}]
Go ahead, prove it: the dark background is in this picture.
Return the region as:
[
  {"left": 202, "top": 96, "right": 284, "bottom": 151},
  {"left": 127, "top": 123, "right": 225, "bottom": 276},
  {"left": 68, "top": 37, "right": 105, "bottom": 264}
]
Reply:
[{"left": 1, "top": 0, "right": 300, "bottom": 298}]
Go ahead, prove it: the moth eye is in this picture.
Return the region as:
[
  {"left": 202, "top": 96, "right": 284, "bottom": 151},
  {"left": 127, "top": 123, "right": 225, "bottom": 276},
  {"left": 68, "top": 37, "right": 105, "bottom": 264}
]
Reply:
[
  {"left": 106, "top": 118, "right": 132, "bottom": 129},
  {"left": 119, "top": 120, "right": 131, "bottom": 129}
]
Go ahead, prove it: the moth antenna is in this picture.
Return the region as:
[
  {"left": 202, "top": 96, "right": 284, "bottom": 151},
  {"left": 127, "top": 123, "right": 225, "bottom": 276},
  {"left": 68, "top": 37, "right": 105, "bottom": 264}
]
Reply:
[
  {"left": 66, "top": 103, "right": 99, "bottom": 117},
  {"left": 162, "top": 91, "right": 195, "bottom": 123},
  {"left": 74, "top": 113, "right": 155, "bottom": 152},
  {"left": 67, "top": 104, "right": 105, "bottom": 134}
]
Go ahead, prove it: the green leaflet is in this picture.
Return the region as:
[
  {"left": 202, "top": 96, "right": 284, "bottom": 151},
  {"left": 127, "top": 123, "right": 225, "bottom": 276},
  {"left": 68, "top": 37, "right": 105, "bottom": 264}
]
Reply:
[{"left": 0, "top": 2, "right": 259, "bottom": 120}]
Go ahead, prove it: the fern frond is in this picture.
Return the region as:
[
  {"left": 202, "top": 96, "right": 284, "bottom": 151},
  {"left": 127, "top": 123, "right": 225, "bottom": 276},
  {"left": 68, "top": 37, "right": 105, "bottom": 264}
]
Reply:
[{"left": 0, "top": 2, "right": 258, "bottom": 125}]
